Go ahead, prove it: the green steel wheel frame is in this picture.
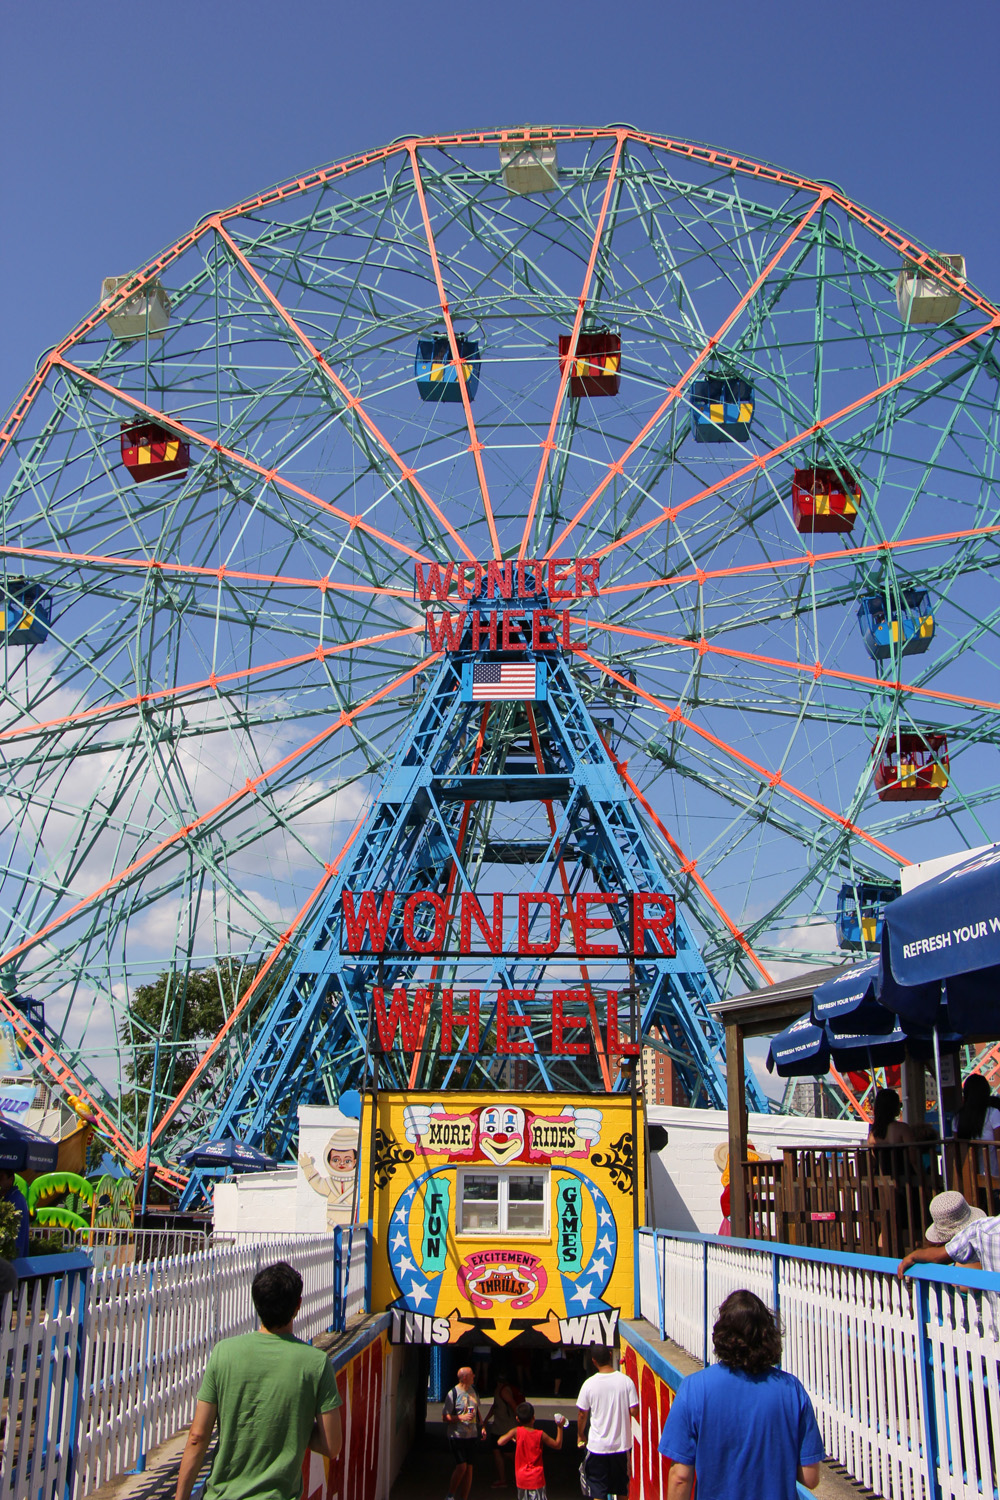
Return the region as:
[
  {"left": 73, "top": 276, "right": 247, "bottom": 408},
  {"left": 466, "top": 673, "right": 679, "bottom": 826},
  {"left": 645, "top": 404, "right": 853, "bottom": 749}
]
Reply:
[{"left": 0, "top": 125, "right": 998, "bottom": 1159}]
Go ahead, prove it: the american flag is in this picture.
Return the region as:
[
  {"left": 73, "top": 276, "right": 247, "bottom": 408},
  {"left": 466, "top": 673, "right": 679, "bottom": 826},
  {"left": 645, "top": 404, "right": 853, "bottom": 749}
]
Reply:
[{"left": 472, "top": 661, "right": 538, "bottom": 700}]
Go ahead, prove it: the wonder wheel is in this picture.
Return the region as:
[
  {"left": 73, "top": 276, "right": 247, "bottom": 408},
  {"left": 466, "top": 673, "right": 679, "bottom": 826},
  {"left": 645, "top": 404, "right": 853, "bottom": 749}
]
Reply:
[{"left": 1, "top": 126, "right": 999, "bottom": 1158}]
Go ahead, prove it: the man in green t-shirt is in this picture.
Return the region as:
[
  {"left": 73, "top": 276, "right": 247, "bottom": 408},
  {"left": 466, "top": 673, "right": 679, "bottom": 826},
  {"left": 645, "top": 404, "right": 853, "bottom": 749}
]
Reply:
[{"left": 175, "top": 1261, "right": 342, "bottom": 1500}]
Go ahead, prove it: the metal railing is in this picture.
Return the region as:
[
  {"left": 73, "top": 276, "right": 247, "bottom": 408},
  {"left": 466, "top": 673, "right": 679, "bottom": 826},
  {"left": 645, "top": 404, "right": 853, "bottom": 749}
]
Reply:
[
  {"left": 63, "top": 1225, "right": 210, "bottom": 1261},
  {"left": 334, "top": 1222, "right": 371, "bottom": 1330},
  {"left": 637, "top": 1226, "right": 1000, "bottom": 1500}
]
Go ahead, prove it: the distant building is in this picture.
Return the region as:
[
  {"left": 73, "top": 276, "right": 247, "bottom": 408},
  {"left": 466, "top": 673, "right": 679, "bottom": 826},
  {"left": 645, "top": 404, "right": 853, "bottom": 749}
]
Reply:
[{"left": 642, "top": 1028, "right": 687, "bottom": 1107}]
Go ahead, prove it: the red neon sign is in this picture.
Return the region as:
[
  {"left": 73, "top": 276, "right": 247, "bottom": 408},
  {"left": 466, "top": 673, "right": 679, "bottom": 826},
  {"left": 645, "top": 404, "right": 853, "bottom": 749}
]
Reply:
[{"left": 341, "top": 890, "right": 675, "bottom": 957}]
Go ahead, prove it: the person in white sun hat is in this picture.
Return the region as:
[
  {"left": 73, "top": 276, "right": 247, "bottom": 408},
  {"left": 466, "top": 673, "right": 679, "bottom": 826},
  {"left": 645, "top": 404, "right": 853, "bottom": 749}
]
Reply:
[{"left": 897, "top": 1191, "right": 992, "bottom": 1276}]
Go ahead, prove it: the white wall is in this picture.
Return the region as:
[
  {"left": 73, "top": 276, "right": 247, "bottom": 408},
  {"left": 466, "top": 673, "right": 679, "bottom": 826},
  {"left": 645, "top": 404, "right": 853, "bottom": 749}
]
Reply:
[
  {"left": 647, "top": 1105, "right": 868, "bottom": 1234},
  {"left": 212, "top": 1169, "right": 299, "bottom": 1234},
  {"left": 211, "top": 1103, "right": 363, "bottom": 1236}
]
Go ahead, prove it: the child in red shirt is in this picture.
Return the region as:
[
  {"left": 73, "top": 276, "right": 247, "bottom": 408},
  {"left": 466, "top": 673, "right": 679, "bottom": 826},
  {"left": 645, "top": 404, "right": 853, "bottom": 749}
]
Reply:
[{"left": 497, "top": 1402, "right": 565, "bottom": 1500}]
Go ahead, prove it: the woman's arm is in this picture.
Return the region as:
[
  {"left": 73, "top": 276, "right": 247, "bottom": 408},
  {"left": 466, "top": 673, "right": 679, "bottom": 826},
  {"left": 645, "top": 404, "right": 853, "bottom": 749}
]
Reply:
[{"left": 798, "top": 1464, "right": 820, "bottom": 1490}]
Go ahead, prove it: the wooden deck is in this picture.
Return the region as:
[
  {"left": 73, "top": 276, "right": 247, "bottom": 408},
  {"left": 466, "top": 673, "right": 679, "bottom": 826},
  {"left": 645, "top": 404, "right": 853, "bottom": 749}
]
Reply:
[{"left": 745, "top": 1139, "right": 1000, "bottom": 1257}]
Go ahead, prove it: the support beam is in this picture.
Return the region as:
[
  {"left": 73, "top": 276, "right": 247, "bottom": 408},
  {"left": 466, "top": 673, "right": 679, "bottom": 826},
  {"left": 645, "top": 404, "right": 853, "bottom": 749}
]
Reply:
[{"left": 726, "top": 1018, "right": 749, "bottom": 1239}]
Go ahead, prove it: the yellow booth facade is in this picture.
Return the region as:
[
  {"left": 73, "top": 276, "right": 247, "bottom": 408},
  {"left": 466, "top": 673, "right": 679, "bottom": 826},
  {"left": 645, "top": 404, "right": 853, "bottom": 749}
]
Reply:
[{"left": 359, "top": 1089, "right": 643, "bottom": 1350}]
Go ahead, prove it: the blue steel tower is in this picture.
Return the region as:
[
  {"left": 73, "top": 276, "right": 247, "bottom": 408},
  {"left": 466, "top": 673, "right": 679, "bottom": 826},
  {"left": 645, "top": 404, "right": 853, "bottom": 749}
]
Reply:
[{"left": 181, "top": 582, "right": 766, "bottom": 1202}]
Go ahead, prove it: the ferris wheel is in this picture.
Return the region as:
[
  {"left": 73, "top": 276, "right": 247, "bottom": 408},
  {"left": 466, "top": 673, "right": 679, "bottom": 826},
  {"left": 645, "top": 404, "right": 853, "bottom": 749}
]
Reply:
[{"left": 1, "top": 124, "right": 999, "bottom": 1158}]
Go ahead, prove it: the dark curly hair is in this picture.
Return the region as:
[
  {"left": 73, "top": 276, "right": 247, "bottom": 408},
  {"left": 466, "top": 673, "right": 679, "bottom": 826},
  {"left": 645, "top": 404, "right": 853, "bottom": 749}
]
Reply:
[{"left": 712, "top": 1290, "right": 782, "bottom": 1374}]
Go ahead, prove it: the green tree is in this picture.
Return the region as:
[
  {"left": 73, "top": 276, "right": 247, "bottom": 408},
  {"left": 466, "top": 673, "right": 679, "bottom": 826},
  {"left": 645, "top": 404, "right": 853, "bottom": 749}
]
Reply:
[{"left": 119, "top": 957, "right": 281, "bottom": 1146}]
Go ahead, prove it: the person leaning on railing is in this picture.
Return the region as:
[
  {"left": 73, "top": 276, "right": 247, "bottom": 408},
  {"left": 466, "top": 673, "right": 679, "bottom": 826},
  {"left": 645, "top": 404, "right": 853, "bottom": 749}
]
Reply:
[
  {"left": 658, "top": 1290, "right": 823, "bottom": 1500},
  {"left": 897, "top": 1190, "right": 997, "bottom": 1276}
]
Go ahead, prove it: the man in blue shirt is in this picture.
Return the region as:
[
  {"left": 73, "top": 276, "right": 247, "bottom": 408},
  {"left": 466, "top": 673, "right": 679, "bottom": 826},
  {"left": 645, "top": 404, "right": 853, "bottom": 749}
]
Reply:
[
  {"left": 0, "top": 1169, "right": 29, "bottom": 1258},
  {"left": 659, "top": 1289, "right": 823, "bottom": 1500}
]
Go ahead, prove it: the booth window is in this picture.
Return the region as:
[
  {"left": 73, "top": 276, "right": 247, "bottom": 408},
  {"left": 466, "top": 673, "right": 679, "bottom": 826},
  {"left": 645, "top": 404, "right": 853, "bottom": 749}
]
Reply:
[{"left": 458, "top": 1171, "right": 548, "bottom": 1234}]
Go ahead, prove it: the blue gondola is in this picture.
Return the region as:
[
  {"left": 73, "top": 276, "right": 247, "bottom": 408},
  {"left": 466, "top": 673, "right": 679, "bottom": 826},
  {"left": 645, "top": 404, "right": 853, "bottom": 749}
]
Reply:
[
  {"left": 857, "top": 589, "right": 933, "bottom": 662},
  {"left": 835, "top": 881, "right": 901, "bottom": 950},
  {"left": 0, "top": 579, "right": 50, "bottom": 645},
  {"left": 690, "top": 376, "right": 754, "bottom": 443},
  {"left": 415, "top": 336, "right": 480, "bottom": 403}
]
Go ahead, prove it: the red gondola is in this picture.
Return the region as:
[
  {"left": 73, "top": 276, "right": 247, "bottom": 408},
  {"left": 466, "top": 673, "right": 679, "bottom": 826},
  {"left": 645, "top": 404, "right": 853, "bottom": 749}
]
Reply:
[
  {"left": 120, "top": 422, "right": 190, "bottom": 484},
  {"left": 792, "top": 466, "right": 860, "bottom": 534},
  {"left": 873, "top": 732, "right": 949, "bottom": 802},
  {"left": 558, "top": 332, "right": 621, "bottom": 397}
]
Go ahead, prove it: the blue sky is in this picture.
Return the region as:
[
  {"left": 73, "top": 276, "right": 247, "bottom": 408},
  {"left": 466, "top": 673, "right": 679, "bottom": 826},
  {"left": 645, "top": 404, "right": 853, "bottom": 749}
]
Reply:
[{"left": 2, "top": 0, "right": 998, "bottom": 417}]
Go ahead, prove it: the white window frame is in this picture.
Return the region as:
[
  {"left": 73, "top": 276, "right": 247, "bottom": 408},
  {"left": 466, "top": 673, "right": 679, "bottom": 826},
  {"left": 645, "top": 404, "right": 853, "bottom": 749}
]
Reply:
[{"left": 457, "top": 1167, "right": 550, "bottom": 1237}]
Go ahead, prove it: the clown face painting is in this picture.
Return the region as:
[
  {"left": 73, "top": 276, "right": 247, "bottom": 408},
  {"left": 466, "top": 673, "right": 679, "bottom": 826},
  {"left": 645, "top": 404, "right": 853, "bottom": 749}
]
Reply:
[{"left": 478, "top": 1104, "right": 525, "bottom": 1166}]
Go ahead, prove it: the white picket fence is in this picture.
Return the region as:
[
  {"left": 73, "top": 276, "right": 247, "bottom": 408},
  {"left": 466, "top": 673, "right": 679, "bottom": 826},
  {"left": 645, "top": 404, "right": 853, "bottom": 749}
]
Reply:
[
  {"left": 637, "top": 1228, "right": 1000, "bottom": 1500},
  {"left": 2, "top": 1228, "right": 371, "bottom": 1500}
]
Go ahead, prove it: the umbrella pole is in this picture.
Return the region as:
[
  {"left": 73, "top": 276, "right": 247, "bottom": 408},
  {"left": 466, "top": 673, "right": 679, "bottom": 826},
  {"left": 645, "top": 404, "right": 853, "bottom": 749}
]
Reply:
[{"left": 932, "top": 1024, "right": 948, "bottom": 1185}]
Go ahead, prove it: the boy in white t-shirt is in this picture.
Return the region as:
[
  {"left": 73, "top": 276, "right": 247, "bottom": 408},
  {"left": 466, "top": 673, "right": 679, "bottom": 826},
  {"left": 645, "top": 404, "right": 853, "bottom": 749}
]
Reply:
[{"left": 576, "top": 1347, "right": 639, "bottom": 1500}]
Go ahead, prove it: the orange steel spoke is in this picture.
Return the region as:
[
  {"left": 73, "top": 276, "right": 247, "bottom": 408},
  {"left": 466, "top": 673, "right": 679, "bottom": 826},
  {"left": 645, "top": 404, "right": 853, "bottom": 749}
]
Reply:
[
  {"left": 572, "top": 647, "right": 908, "bottom": 866},
  {"left": 0, "top": 996, "right": 145, "bottom": 1169},
  {"left": 53, "top": 356, "right": 434, "bottom": 567},
  {"left": 150, "top": 809, "right": 369, "bottom": 1148},
  {"left": 595, "top": 522, "right": 1000, "bottom": 600},
  {"left": 580, "top": 616, "right": 1000, "bottom": 716},
  {"left": 407, "top": 146, "right": 500, "bottom": 560},
  {"left": 0, "top": 625, "right": 422, "bottom": 745},
  {"left": 5, "top": 129, "right": 990, "bottom": 475},
  {"left": 526, "top": 706, "right": 614, "bottom": 1090},
  {"left": 0, "top": 654, "right": 440, "bottom": 974},
  {"left": 212, "top": 220, "right": 474, "bottom": 563},
  {"left": 518, "top": 132, "right": 626, "bottom": 561},
  {"left": 0, "top": 227, "right": 215, "bottom": 464},
  {"left": 593, "top": 314, "right": 1000, "bottom": 562},
  {"left": 406, "top": 705, "right": 492, "bottom": 1088},
  {"left": 598, "top": 728, "right": 867, "bottom": 1121},
  {"left": 546, "top": 191, "right": 830, "bottom": 557},
  {"left": 0, "top": 541, "right": 413, "bottom": 599},
  {"left": 598, "top": 732, "right": 773, "bottom": 986}
]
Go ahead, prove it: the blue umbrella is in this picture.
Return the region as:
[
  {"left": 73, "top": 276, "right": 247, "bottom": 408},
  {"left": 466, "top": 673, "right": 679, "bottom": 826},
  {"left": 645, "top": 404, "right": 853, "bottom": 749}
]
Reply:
[
  {"left": 824, "top": 1023, "right": 909, "bottom": 1073},
  {"left": 0, "top": 1117, "right": 58, "bottom": 1172},
  {"left": 177, "top": 1137, "right": 278, "bottom": 1171},
  {"left": 812, "top": 956, "right": 896, "bottom": 1035},
  {"left": 767, "top": 1015, "right": 829, "bottom": 1077},
  {"left": 879, "top": 845, "right": 1000, "bottom": 1032}
]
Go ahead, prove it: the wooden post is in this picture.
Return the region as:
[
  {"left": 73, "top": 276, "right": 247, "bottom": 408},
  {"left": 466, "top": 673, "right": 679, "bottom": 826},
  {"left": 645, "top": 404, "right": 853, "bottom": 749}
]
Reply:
[{"left": 726, "top": 1019, "right": 748, "bottom": 1238}]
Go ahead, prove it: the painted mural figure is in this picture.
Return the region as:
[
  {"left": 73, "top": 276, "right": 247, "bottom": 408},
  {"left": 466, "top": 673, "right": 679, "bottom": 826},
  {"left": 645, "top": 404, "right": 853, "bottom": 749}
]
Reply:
[{"left": 299, "top": 1127, "right": 359, "bottom": 1228}]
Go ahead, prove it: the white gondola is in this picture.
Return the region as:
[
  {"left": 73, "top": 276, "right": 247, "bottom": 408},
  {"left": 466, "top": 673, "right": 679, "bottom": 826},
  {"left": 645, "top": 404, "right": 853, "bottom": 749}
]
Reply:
[
  {"left": 499, "top": 136, "right": 558, "bottom": 194},
  {"left": 895, "top": 254, "right": 965, "bottom": 325},
  {"left": 101, "top": 276, "right": 171, "bottom": 339}
]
